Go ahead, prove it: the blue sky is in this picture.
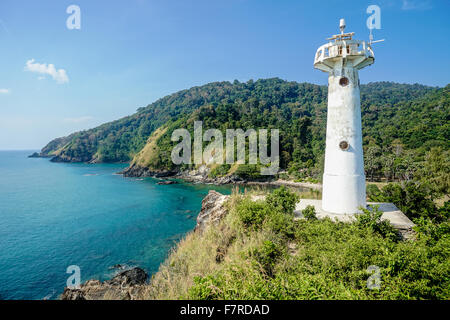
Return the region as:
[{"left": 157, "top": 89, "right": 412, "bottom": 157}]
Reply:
[{"left": 0, "top": 0, "right": 448, "bottom": 149}]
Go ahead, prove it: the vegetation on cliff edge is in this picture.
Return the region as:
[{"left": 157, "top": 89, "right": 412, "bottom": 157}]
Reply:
[{"left": 145, "top": 187, "right": 449, "bottom": 300}]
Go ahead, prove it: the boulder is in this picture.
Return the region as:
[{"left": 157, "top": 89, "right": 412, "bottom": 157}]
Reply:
[
  {"left": 195, "top": 191, "right": 230, "bottom": 232},
  {"left": 157, "top": 180, "right": 178, "bottom": 185}
]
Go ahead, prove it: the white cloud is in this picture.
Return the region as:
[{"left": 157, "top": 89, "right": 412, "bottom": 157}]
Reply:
[
  {"left": 0, "top": 88, "right": 10, "bottom": 94},
  {"left": 63, "top": 116, "right": 94, "bottom": 123},
  {"left": 24, "top": 59, "right": 69, "bottom": 84},
  {"left": 401, "top": 0, "right": 432, "bottom": 10}
]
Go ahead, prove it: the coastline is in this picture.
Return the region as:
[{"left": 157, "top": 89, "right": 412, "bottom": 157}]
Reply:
[{"left": 120, "top": 163, "right": 322, "bottom": 190}]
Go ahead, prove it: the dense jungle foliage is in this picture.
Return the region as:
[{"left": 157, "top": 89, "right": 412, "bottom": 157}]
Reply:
[{"left": 41, "top": 80, "right": 448, "bottom": 179}]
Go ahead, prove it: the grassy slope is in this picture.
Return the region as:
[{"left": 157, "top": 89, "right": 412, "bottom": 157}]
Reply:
[
  {"left": 144, "top": 189, "right": 449, "bottom": 300},
  {"left": 131, "top": 126, "right": 169, "bottom": 168}
]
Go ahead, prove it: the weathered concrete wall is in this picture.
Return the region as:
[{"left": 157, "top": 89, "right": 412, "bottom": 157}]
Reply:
[{"left": 322, "top": 64, "right": 366, "bottom": 214}]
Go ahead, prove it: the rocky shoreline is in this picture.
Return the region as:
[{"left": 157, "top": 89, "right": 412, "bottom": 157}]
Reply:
[
  {"left": 32, "top": 152, "right": 321, "bottom": 190},
  {"left": 61, "top": 267, "right": 149, "bottom": 300},
  {"left": 121, "top": 163, "right": 322, "bottom": 190}
]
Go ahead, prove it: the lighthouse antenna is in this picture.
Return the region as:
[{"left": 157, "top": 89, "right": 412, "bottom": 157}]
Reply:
[
  {"left": 369, "top": 27, "right": 385, "bottom": 45},
  {"left": 339, "top": 18, "right": 346, "bottom": 34}
]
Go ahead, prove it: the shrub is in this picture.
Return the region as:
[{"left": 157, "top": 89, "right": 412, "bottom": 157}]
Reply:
[
  {"left": 188, "top": 276, "right": 222, "bottom": 300},
  {"left": 250, "top": 240, "right": 284, "bottom": 277},
  {"left": 209, "top": 164, "right": 231, "bottom": 178},
  {"left": 184, "top": 217, "right": 449, "bottom": 300},
  {"left": 236, "top": 198, "right": 270, "bottom": 230},
  {"left": 302, "top": 205, "right": 317, "bottom": 220},
  {"left": 366, "top": 184, "right": 382, "bottom": 201},
  {"left": 151, "top": 187, "right": 450, "bottom": 300},
  {"left": 266, "top": 186, "right": 299, "bottom": 215},
  {"left": 377, "top": 182, "right": 441, "bottom": 221},
  {"left": 356, "top": 205, "right": 398, "bottom": 241},
  {"left": 264, "top": 209, "right": 296, "bottom": 239},
  {"left": 235, "top": 164, "right": 261, "bottom": 179},
  {"left": 414, "top": 217, "right": 450, "bottom": 244}
]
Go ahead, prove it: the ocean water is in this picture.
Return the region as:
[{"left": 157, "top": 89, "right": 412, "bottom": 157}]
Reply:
[{"left": 0, "top": 150, "right": 235, "bottom": 300}]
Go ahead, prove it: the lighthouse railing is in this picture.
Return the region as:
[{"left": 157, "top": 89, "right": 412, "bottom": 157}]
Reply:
[{"left": 315, "top": 40, "right": 374, "bottom": 65}]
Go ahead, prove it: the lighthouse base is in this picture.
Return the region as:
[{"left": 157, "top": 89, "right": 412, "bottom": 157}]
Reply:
[
  {"left": 322, "top": 173, "right": 366, "bottom": 214},
  {"left": 294, "top": 199, "right": 415, "bottom": 240}
]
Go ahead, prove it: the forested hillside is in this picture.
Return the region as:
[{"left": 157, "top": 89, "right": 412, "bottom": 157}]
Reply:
[
  {"left": 39, "top": 79, "right": 448, "bottom": 182},
  {"left": 124, "top": 80, "right": 448, "bottom": 182}
]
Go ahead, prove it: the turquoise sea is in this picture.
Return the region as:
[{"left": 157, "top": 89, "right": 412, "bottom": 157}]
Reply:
[{"left": 0, "top": 150, "right": 235, "bottom": 300}]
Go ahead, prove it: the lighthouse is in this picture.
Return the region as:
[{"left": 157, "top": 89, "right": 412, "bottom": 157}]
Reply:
[{"left": 314, "top": 19, "right": 375, "bottom": 214}]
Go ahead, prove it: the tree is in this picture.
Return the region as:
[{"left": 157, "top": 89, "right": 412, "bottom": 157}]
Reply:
[
  {"left": 417, "top": 147, "right": 450, "bottom": 199},
  {"left": 365, "top": 145, "right": 382, "bottom": 181}
]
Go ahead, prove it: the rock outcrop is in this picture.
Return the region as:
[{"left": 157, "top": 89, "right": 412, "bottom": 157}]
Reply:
[
  {"left": 157, "top": 180, "right": 178, "bottom": 185},
  {"left": 28, "top": 152, "right": 53, "bottom": 158},
  {"left": 195, "top": 190, "right": 230, "bottom": 232},
  {"left": 122, "top": 163, "right": 246, "bottom": 185},
  {"left": 60, "top": 267, "right": 148, "bottom": 300},
  {"left": 121, "top": 164, "right": 177, "bottom": 178}
]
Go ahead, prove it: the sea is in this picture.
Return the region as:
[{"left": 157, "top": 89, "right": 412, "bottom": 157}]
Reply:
[{"left": 0, "top": 150, "right": 236, "bottom": 300}]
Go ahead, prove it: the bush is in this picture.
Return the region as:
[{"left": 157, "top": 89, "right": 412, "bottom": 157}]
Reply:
[
  {"left": 356, "top": 205, "right": 399, "bottom": 241},
  {"left": 250, "top": 240, "right": 284, "bottom": 277},
  {"left": 236, "top": 187, "right": 299, "bottom": 237},
  {"left": 209, "top": 164, "right": 231, "bottom": 178},
  {"left": 235, "top": 164, "right": 261, "bottom": 179},
  {"left": 264, "top": 209, "right": 296, "bottom": 239},
  {"left": 302, "top": 205, "right": 317, "bottom": 220},
  {"left": 367, "top": 184, "right": 382, "bottom": 201},
  {"left": 266, "top": 186, "right": 299, "bottom": 215},
  {"left": 184, "top": 217, "right": 450, "bottom": 300},
  {"left": 188, "top": 276, "right": 222, "bottom": 300},
  {"left": 414, "top": 217, "right": 450, "bottom": 244},
  {"left": 375, "top": 182, "right": 443, "bottom": 222},
  {"left": 236, "top": 198, "right": 270, "bottom": 230}
]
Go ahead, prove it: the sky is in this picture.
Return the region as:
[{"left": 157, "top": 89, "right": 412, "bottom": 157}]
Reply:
[{"left": 0, "top": 0, "right": 448, "bottom": 150}]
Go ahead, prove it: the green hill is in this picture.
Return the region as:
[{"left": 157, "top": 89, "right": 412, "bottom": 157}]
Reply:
[
  {"left": 39, "top": 79, "right": 448, "bottom": 181},
  {"left": 123, "top": 80, "right": 448, "bottom": 181}
]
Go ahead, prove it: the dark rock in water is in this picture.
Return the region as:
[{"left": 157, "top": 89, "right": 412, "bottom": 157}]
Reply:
[
  {"left": 121, "top": 164, "right": 177, "bottom": 178},
  {"left": 60, "top": 267, "right": 148, "bottom": 300},
  {"left": 108, "top": 267, "right": 148, "bottom": 286},
  {"left": 28, "top": 152, "right": 53, "bottom": 158},
  {"left": 108, "top": 264, "right": 126, "bottom": 270},
  {"left": 154, "top": 171, "right": 177, "bottom": 178},
  {"left": 157, "top": 180, "right": 178, "bottom": 185}
]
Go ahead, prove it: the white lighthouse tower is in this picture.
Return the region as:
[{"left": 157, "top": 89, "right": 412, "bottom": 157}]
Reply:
[{"left": 314, "top": 19, "right": 375, "bottom": 214}]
